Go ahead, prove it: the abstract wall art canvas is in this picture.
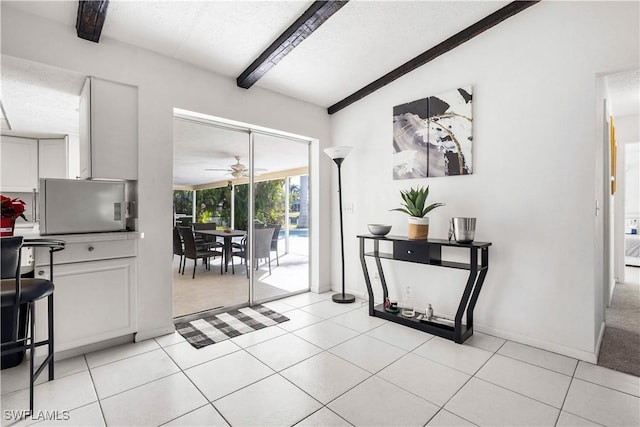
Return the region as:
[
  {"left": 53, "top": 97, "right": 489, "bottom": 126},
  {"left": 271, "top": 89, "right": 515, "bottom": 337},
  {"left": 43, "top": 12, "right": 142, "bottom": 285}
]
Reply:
[{"left": 393, "top": 86, "right": 473, "bottom": 179}]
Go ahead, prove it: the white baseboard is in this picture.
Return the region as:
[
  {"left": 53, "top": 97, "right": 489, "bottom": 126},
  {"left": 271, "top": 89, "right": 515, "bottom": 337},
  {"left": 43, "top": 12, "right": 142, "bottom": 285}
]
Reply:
[
  {"left": 594, "top": 321, "right": 606, "bottom": 360},
  {"left": 341, "top": 286, "right": 599, "bottom": 363},
  {"left": 41, "top": 334, "right": 134, "bottom": 360},
  {"left": 476, "top": 322, "right": 598, "bottom": 363},
  {"left": 135, "top": 324, "right": 175, "bottom": 342},
  {"left": 336, "top": 286, "right": 370, "bottom": 301},
  {"left": 312, "top": 283, "right": 332, "bottom": 294}
]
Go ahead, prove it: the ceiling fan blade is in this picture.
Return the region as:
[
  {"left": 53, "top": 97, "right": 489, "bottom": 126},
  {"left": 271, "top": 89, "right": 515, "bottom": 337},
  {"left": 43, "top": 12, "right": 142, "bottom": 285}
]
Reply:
[{"left": 205, "top": 168, "right": 232, "bottom": 171}]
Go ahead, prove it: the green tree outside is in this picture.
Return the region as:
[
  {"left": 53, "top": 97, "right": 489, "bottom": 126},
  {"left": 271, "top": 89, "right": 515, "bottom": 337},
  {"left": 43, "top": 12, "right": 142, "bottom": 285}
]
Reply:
[
  {"left": 196, "top": 187, "right": 231, "bottom": 225},
  {"left": 234, "top": 179, "right": 286, "bottom": 230},
  {"left": 289, "top": 182, "right": 300, "bottom": 211},
  {"left": 175, "top": 179, "right": 292, "bottom": 230},
  {"left": 173, "top": 190, "right": 193, "bottom": 214}
]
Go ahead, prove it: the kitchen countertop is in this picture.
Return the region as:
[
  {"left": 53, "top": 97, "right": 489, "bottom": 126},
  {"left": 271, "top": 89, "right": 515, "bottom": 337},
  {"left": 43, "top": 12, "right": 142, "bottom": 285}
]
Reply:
[{"left": 13, "top": 225, "right": 143, "bottom": 243}]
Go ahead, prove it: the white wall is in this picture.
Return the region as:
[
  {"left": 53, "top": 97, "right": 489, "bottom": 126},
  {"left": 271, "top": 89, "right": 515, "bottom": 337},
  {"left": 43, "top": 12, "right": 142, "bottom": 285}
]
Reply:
[
  {"left": 619, "top": 115, "right": 640, "bottom": 218},
  {"left": 616, "top": 115, "right": 640, "bottom": 144},
  {"left": 1, "top": 6, "right": 333, "bottom": 339},
  {"left": 618, "top": 115, "right": 640, "bottom": 219},
  {"left": 329, "top": 1, "right": 639, "bottom": 361},
  {"left": 613, "top": 115, "right": 639, "bottom": 284},
  {"left": 625, "top": 142, "right": 640, "bottom": 216},
  {"left": 623, "top": 142, "right": 640, "bottom": 217}
]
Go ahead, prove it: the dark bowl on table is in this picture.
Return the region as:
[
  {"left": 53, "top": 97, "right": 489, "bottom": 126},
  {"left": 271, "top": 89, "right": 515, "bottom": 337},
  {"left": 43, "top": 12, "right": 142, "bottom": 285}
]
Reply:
[{"left": 367, "top": 224, "right": 392, "bottom": 236}]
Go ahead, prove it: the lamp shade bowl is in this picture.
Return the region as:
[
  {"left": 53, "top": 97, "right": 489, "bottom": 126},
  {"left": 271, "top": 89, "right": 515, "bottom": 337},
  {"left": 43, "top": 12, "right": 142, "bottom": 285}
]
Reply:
[{"left": 323, "top": 146, "right": 353, "bottom": 160}]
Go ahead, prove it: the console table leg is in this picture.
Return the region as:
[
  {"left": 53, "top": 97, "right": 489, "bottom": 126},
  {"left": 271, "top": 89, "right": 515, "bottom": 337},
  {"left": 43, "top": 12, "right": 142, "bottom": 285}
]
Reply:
[
  {"left": 454, "top": 270, "right": 479, "bottom": 342},
  {"left": 359, "top": 238, "right": 375, "bottom": 316},
  {"left": 375, "top": 256, "right": 388, "bottom": 303},
  {"left": 466, "top": 248, "right": 490, "bottom": 329},
  {"left": 454, "top": 248, "right": 479, "bottom": 343}
]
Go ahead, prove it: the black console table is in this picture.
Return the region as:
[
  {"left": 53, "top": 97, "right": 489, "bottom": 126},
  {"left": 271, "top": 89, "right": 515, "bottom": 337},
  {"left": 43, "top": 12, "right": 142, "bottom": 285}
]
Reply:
[{"left": 358, "top": 234, "right": 491, "bottom": 344}]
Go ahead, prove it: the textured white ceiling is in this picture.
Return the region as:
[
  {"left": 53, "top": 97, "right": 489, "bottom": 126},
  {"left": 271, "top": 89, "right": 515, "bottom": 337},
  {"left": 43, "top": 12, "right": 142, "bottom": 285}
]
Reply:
[
  {"left": 256, "top": 1, "right": 510, "bottom": 106},
  {"left": 3, "top": 1, "right": 638, "bottom": 185},
  {"left": 3, "top": 0, "right": 511, "bottom": 108},
  {"left": 1, "top": 55, "right": 85, "bottom": 135}
]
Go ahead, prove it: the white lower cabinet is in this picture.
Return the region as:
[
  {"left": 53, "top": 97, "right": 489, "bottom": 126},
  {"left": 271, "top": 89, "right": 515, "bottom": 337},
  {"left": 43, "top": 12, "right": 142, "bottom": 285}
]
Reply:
[{"left": 34, "top": 237, "right": 137, "bottom": 353}]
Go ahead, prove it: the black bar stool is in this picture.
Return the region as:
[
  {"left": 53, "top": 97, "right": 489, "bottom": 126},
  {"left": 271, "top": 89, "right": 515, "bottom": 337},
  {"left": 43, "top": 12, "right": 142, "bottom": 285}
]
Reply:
[{"left": 1, "top": 236, "right": 65, "bottom": 413}]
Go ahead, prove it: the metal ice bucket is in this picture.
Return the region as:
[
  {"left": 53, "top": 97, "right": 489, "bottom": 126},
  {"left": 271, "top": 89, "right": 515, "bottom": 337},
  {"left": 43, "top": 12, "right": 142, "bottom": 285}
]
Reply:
[{"left": 451, "top": 217, "right": 476, "bottom": 243}]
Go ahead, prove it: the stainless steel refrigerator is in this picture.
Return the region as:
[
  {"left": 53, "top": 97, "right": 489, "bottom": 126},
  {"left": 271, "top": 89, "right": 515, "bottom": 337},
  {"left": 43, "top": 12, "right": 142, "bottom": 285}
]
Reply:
[{"left": 40, "top": 178, "right": 127, "bottom": 235}]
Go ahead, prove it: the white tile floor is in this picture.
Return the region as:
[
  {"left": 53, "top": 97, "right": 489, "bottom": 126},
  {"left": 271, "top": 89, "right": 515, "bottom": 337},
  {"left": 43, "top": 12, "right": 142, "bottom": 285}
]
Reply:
[{"left": 2, "top": 292, "right": 640, "bottom": 427}]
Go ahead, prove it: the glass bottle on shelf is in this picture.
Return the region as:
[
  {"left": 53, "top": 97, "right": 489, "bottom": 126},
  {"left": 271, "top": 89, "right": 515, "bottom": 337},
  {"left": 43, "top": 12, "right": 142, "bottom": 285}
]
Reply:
[
  {"left": 401, "top": 286, "right": 415, "bottom": 318},
  {"left": 426, "top": 304, "right": 433, "bottom": 320}
]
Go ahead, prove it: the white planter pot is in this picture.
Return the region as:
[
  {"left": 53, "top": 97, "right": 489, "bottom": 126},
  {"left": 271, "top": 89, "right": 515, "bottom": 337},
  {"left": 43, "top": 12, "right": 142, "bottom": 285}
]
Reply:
[{"left": 408, "top": 216, "right": 429, "bottom": 240}]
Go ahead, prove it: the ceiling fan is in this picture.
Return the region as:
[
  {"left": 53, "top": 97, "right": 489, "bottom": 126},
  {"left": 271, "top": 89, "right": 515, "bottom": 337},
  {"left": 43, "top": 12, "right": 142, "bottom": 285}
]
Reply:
[{"left": 205, "top": 156, "right": 266, "bottom": 178}]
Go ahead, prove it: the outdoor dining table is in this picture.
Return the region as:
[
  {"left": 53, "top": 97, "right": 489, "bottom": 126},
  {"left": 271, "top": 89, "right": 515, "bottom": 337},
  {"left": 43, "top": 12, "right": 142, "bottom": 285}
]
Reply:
[{"left": 194, "top": 229, "right": 246, "bottom": 273}]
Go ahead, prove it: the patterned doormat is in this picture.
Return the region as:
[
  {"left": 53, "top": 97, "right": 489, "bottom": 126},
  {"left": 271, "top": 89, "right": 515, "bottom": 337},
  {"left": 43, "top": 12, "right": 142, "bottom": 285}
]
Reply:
[{"left": 174, "top": 305, "right": 290, "bottom": 349}]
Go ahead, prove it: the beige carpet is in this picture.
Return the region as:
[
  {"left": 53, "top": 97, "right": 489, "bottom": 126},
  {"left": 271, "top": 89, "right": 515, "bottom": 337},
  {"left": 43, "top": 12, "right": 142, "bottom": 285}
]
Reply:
[
  {"left": 598, "top": 267, "right": 640, "bottom": 377},
  {"left": 172, "top": 252, "right": 309, "bottom": 318}
]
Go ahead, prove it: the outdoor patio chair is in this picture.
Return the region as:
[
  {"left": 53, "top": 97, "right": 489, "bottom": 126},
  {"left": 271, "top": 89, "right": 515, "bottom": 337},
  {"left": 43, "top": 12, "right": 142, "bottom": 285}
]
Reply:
[
  {"left": 267, "top": 223, "right": 281, "bottom": 266},
  {"left": 173, "top": 227, "right": 185, "bottom": 274},
  {"left": 178, "top": 226, "right": 223, "bottom": 278},
  {"left": 192, "top": 222, "right": 224, "bottom": 249},
  {"left": 232, "top": 227, "right": 274, "bottom": 278}
]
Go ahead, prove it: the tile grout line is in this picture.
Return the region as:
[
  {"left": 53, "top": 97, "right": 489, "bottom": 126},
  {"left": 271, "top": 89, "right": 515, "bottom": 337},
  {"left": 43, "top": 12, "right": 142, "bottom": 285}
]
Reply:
[
  {"left": 552, "top": 361, "right": 579, "bottom": 427},
  {"left": 407, "top": 337, "right": 491, "bottom": 377},
  {"left": 83, "top": 354, "right": 108, "bottom": 426},
  {"left": 554, "top": 362, "right": 609, "bottom": 427},
  {"left": 239, "top": 323, "right": 373, "bottom": 425},
  {"left": 280, "top": 347, "right": 373, "bottom": 403},
  {"left": 496, "top": 349, "right": 640, "bottom": 399},
  {"left": 287, "top": 306, "right": 639, "bottom": 404},
  {"left": 88, "top": 345, "right": 201, "bottom": 416},
  {"left": 569, "top": 366, "right": 640, "bottom": 399},
  {"left": 99, "top": 331, "right": 637, "bottom": 427},
  {"left": 473, "top": 376, "right": 565, "bottom": 414},
  {"left": 85, "top": 343, "right": 161, "bottom": 371},
  {"left": 156, "top": 339, "right": 233, "bottom": 427},
  {"left": 287, "top": 312, "right": 491, "bottom": 415},
  {"left": 156, "top": 403, "right": 211, "bottom": 427},
  {"left": 427, "top": 345, "right": 501, "bottom": 426},
  {"left": 559, "top": 376, "right": 639, "bottom": 426},
  {"left": 161, "top": 299, "right": 364, "bottom": 420},
  {"left": 32, "top": 289, "right": 638, "bottom": 427},
  {"left": 292, "top": 405, "right": 355, "bottom": 427}
]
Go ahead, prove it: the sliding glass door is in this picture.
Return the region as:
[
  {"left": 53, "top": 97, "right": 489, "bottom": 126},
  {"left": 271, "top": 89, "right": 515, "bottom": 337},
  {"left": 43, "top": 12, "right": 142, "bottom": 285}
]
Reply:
[
  {"left": 250, "top": 133, "right": 310, "bottom": 304},
  {"left": 173, "top": 111, "right": 311, "bottom": 316}
]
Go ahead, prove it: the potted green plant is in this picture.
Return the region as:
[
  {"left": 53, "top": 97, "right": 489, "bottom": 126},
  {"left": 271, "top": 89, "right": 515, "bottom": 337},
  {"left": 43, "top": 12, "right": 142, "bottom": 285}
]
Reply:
[{"left": 391, "top": 186, "right": 444, "bottom": 239}]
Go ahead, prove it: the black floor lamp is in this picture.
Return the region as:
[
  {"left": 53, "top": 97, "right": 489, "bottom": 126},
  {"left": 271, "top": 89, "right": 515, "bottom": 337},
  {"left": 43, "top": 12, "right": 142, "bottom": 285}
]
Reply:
[{"left": 324, "top": 146, "right": 355, "bottom": 304}]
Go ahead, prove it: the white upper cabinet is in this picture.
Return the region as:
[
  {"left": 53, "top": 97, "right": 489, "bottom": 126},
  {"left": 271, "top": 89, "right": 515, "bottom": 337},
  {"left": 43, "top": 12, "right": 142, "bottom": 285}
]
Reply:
[
  {"left": 39, "top": 137, "right": 69, "bottom": 180},
  {"left": 1, "top": 134, "right": 68, "bottom": 192},
  {"left": 79, "top": 77, "right": 91, "bottom": 179},
  {"left": 1, "top": 136, "right": 38, "bottom": 192},
  {"left": 79, "top": 77, "right": 138, "bottom": 180}
]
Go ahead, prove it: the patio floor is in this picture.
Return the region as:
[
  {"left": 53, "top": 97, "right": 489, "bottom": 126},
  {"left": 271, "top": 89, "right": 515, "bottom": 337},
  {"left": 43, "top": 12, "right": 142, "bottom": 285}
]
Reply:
[{"left": 173, "top": 239, "right": 309, "bottom": 318}]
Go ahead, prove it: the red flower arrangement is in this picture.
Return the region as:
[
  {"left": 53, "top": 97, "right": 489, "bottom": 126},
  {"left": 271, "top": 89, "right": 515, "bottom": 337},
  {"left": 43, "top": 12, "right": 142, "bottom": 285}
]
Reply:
[
  {"left": 1, "top": 195, "right": 27, "bottom": 220},
  {"left": 1, "top": 196, "right": 26, "bottom": 236}
]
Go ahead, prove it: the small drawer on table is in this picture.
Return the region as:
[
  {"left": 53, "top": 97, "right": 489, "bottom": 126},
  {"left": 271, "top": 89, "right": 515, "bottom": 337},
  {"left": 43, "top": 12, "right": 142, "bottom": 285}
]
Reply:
[
  {"left": 393, "top": 241, "right": 441, "bottom": 264},
  {"left": 35, "top": 239, "right": 136, "bottom": 265}
]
